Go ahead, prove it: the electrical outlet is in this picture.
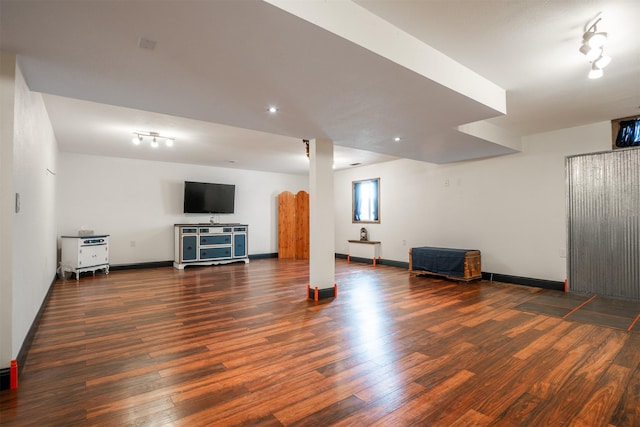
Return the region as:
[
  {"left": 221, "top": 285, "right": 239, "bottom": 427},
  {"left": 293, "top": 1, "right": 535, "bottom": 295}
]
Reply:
[
  {"left": 559, "top": 248, "right": 566, "bottom": 258},
  {"left": 402, "top": 240, "right": 406, "bottom": 246},
  {"left": 130, "top": 241, "right": 136, "bottom": 247}
]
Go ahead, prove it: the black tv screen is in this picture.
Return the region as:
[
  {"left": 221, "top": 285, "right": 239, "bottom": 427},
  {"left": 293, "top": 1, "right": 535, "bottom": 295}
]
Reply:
[{"left": 183, "top": 181, "right": 235, "bottom": 214}]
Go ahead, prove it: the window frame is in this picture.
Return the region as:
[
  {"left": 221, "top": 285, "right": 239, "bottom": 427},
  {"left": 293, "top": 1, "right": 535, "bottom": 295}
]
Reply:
[{"left": 352, "top": 177, "right": 380, "bottom": 224}]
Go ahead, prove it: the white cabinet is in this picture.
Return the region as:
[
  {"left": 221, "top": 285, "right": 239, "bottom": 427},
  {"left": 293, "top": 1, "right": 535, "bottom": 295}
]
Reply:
[
  {"left": 174, "top": 224, "right": 249, "bottom": 269},
  {"left": 61, "top": 235, "right": 110, "bottom": 280}
]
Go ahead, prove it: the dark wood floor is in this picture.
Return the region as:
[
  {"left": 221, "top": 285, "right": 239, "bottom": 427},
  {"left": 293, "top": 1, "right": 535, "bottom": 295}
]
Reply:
[{"left": 1, "top": 259, "right": 639, "bottom": 426}]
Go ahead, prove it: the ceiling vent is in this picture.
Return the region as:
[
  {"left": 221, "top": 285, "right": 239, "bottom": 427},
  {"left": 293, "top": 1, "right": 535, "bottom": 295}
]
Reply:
[{"left": 138, "top": 37, "right": 157, "bottom": 50}]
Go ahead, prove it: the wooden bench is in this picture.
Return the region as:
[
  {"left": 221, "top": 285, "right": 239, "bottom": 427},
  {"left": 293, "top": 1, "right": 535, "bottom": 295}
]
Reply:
[{"left": 409, "top": 246, "right": 481, "bottom": 281}]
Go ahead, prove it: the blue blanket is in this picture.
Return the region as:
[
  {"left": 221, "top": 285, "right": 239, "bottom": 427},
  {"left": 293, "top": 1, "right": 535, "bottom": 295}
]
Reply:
[{"left": 411, "top": 246, "right": 475, "bottom": 277}]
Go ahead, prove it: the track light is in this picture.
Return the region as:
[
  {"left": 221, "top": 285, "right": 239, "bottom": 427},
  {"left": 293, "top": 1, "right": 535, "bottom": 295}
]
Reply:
[
  {"left": 588, "top": 64, "right": 603, "bottom": 79},
  {"left": 580, "top": 15, "right": 611, "bottom": 79},
  {"left": 132, "top": 131, "right": 175, "bottom": 148},
  {"left": 594, "top": 54, "right": 611, "bottom": 69},
  {"left": 583, "top": 30, "right": 607, "bottom": 49},
  {"left": 579, "top": 44, "right": 602, "bottom": 62}
]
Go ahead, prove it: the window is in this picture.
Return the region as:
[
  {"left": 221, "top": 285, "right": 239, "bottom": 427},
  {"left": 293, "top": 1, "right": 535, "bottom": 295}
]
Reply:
[
  {"left": 352, "top": 178, "right": 380, "bottom": 223},
  {"left": 612, "top": 115, "right": 640, "bottom": 149},
  {"left": 615, "top": 118, "right": 640, "bottom": 147}
]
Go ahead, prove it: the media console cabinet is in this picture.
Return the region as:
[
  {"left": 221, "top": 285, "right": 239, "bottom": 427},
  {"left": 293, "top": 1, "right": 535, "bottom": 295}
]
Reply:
[{"left": 174, "top": 224, "right": 249, "bottom": 269}]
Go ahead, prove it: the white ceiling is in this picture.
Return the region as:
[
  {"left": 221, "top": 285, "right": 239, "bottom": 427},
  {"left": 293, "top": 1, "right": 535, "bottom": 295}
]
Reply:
[{"left": 1, "top": 0, "right": 639, "bottom": 175}]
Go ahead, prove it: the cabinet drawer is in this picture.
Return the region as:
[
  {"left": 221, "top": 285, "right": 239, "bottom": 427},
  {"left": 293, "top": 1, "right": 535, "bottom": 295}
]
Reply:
[
  {"left": 200, "top": 247, "right": 231, "bottom": 259},
  {"left": 234, "top": 234, "right": 246, "bottom": 257},
  {"left": 182, "top": 235, "right": 197, "bottom": 261},
  {"left": 199, "top": 227, "right": 233, "bottom": 234},
  {"left": 200, "top": 234, "right": 231, "bottom": 245}
]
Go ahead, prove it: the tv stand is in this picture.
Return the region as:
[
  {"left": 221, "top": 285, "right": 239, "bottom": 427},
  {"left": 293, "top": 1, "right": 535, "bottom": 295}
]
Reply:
[{"left": 174, "top": 224, "right": 249, "bottom": 269}]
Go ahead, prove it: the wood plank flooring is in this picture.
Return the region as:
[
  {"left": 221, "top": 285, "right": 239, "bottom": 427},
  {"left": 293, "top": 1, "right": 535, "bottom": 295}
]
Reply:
[{"left": 1, "top": 259, "right": 639, "bottom": 426}]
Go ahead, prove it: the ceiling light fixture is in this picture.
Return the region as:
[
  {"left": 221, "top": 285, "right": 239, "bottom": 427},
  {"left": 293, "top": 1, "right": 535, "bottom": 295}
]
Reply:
[
  {"left": 132, "top": 131, "right": 175, "bottom": 148},
  {"left": 579, "top": 15, "right": 611, "bottom": 79},
  {"left": 579, "top": 44, "right": 602, "bottom": 61},
  {"left": 594, "top": 53, "right": 612, "bottom": 69},
  {"left": 583, "top": 28, "right": 607, "bottom": 49},
  {"left": 268, "top": 106, "right": 278, "bottom": 113},
  {"left": 588, "top": 63, "right": 604, "bottom": 80}
]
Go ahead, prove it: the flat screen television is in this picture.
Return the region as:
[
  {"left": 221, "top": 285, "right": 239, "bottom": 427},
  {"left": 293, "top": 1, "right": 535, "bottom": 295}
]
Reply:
[{"left": 183, "top": 181, "right": 235, "bottom": 214}]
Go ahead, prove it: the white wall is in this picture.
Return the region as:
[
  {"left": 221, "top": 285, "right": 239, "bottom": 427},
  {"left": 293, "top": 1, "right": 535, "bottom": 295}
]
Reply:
[
  {"left": 0, "top": 52, "right": 16, "bottom": 369},
  {"left": 335, "top": 122, "right": 611, "bottom": 282},
  {"left": 6, "top": 58, "right": 58, "bottom": 362},
  {"left": 57, "top": 153, "right": 308, "bottom": 265}
]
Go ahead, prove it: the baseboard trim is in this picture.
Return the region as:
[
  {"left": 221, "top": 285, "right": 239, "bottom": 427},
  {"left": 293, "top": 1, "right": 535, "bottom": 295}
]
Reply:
[
  {"left": 249, "top": 253, "right": 278, "bottom": 260},
  {"left": 110, "top": 261, "right": 173, "bottom": 271},
  {"left": 347, "top": 255, "right": 379, "bottom": 265},
  {"left": 336, "top": 253, "right": 409, "bottom": 269},
  {"left": 308, "top": 284, "right": 337, "bottom": 300},
  {"left": 1, "top": 274, "right": 58, "bottom": 390},
  {"left": 0, "top": 367, "right": 8, "bottom": 390},
  {"left": 482, "top": 272, "right": 563, "bottom": 291},
  {"left": 380, "top": 259, "right": 409, "bottom": 269}
]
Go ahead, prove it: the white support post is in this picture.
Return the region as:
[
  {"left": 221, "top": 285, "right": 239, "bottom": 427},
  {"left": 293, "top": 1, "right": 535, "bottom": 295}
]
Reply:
[{"left": 308, "top": 138, "right": 336, "bottom": 300}]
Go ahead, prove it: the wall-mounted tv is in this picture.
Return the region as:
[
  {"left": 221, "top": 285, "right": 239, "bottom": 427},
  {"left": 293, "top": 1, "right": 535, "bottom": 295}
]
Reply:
[{"left": 183, "top": 181, "right": 235, "bottom": 214}]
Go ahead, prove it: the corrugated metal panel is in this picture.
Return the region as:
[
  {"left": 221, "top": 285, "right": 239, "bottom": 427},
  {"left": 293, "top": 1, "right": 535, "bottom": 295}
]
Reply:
[{"left": 567, "top": 148, "right": 640, "bottom": 301}]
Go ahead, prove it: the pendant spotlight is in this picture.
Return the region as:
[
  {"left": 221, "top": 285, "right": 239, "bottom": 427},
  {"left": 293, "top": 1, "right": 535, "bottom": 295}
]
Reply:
[
  {"left": 132, "top": 131, "right": 175, "bottom": 148},
  {"left": 579, "top": 15, "right": 611, "bottom": 79}
]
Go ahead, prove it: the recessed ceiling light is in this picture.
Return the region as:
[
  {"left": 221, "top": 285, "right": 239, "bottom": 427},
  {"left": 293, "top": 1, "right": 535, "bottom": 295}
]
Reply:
[
  {"left": 394, "top": 137, "right": 401, "bottom": 142},
  {"left": 268, "top": 106, "right": 278, "bottom": 113}
]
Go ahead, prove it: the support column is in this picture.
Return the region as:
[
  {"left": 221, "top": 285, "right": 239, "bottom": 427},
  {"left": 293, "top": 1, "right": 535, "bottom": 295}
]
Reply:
[{"left": 307, "top": 138, "right": 337, "bottom": 300}]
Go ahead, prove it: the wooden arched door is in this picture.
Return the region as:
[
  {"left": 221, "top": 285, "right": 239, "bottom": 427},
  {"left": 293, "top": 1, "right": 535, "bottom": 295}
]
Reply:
[{"left": 278, "top": 191, "right": 309, "bottom": 259}]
